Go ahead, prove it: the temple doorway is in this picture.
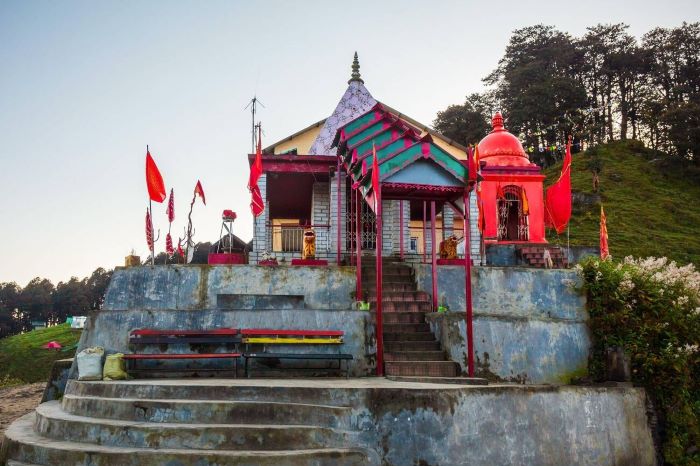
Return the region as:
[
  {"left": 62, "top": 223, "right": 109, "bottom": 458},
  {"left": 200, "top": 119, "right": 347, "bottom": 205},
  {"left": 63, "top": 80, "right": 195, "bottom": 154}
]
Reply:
[{"left": 497, "top": 185, "right": 529, "bottom": 241}]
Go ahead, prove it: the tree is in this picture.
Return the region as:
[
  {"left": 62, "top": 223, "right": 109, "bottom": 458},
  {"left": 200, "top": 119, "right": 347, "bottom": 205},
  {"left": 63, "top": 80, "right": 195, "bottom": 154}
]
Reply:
[
  {"left": 433, "top": 93, "right": 492, "bottom": 145},
  {"left": 0, "top": 282, "right": 22, "bottom": 337},
  {"left": 484, "top": 25, "right": 587, "bottom": 149},
  {"left": 85, "top": 268, "right": 113, "bottom": 310},
  {"left": 19, "top": 278, "right": 54, "bottom": 325}
]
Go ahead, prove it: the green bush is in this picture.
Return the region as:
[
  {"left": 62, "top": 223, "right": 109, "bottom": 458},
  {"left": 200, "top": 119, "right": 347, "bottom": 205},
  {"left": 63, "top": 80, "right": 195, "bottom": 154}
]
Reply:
[{"left": 577, "top": 256, "right": 700, "bottom": 465}]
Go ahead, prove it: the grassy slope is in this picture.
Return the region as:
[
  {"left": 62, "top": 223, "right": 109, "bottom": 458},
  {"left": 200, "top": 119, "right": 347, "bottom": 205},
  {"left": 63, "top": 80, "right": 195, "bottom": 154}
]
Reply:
[
  {"left": 0, "top": 324, "right": 81, "bottom": 384},
  {"left": 544, "top": 141, "right": 700, "bottom": 266}
]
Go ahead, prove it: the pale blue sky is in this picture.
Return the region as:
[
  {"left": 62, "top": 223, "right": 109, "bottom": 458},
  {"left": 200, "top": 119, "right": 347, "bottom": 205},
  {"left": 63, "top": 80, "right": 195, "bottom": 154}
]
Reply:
[{"left": 1, "top": 0, "right": 697, "bottom": 285}]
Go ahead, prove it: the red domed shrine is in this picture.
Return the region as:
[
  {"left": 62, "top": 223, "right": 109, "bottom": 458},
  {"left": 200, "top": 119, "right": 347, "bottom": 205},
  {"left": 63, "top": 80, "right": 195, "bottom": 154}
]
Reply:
[{"left": 478, "top": 112, "right": 546, "bottom": 244}]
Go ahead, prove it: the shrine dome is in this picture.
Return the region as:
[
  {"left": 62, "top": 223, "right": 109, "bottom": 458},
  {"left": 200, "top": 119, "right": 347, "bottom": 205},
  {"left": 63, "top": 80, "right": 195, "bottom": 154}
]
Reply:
[{"left": 478, "top": 112, "right": 532, "bottom": 167}]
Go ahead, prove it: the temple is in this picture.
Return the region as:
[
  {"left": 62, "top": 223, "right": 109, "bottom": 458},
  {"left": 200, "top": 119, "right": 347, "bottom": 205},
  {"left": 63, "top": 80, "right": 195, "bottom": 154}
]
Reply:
[{"left": 248, "top": 53, "right": 551, "bottom": 268}]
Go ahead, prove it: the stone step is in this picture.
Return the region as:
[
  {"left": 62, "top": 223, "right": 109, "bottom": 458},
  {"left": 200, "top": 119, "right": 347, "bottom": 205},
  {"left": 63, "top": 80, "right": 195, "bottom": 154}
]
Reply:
[
  {"left": 65, "top": 380, "right": 360, "bottom": 407},
  {"left": 382, "top": 312, "right": 427, "bottom": 324},
  {"left": 384, "top": 341, "right": 441, "bottom": 352},
  {"left": 4, "top": 414, "right": 376, "bottom": 466},
  {"left": 362, "top": 266, "right": 412, "bottom": 276},
  {"left": 368, "top": 291, "right": 430, "bottom": 302},
  {"left": 372, "top": 301, "right": 432, "bottom": 312},
  {"left": 35, "top": 401, "right": 351, "bottom": 451},
  {"left": 362, "top": 272, "right": 413, "bottom": 281},
  {"left": 383, "top": 332, "right": 436, "bottom": 342},
  {"left": 383, "top": 323, "right": 430, "bottom": 333},
  {"left": 373, "top": 282, "right": 416, "bottom": 292},
  {"left": 61, "top": 395, "right": 351, "bottom": 428},
  {"left": 384, "top": 361, "right": 459, "bottom": 377},
  {"left": 384, "top": 351, "right": 447, "bottom": 362}
]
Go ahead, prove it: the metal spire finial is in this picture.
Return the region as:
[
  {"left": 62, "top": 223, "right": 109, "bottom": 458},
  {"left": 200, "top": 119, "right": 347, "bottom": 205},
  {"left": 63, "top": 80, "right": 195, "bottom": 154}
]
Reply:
[{"left": 348, "top": 51, "right": 364, "bottom": 84}]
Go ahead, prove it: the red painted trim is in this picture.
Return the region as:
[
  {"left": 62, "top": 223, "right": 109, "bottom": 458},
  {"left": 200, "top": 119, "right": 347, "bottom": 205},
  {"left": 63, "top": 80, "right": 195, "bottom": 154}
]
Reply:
[
  {"left": 123, "top": 353, "right": 241, "bottom": 360},
  {"left": 356, "top": 188, "right": 362, "bottom": 304},
  {"left": 431, "top": 201, "right": 438, "bottom": 311},
  {"left": 337, "top": 157, "right": 342, "bottom": 265},
  {"left": 463, "top": 189, "right": 474, "bottom": 377},
  {"left": 241, "top": 329, "right": 344, "bottom": 336},
  {"left": 131, "top": 329, "right": 239, "bottom": 336},
  {"left": 399, "top": 200, "right": 404, "bottom": 260},
  {"left": 375, "top": 184, "right": 384, "bottom": 377}
]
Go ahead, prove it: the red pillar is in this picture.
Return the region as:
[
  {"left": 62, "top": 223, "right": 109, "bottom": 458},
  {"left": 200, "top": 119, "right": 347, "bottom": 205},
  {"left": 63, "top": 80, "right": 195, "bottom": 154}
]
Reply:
[
  {"left": 336, "top": 159, "right": 342, "bottom": 265},
  {"left": 399, "top": 200, "right": 404, "bottom": 260},
  {"left": 431, "top": 201, "right": 438, "bottom": 311},
  {"left": 422, "top": 201, "right": 427, "bottom": 264},
  {"left": 375, "top": 188, "right": 384, "bottom": 376},
  {"left": 356, "top": 189, "right": 362, "bottom": 302},
  {"left": 463, "top": 190, "right": 475, "bottom": 377}
]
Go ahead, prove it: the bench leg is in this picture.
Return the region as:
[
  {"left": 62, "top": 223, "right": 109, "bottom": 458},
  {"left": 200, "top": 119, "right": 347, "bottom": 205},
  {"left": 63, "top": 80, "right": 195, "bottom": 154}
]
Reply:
[{"left": 245, "top": 357, "right": 250, "bottom": 378}]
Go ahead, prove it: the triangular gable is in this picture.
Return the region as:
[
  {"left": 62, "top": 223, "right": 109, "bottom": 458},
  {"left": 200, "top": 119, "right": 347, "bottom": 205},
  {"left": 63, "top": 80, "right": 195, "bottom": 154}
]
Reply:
[
  {"left": 384, "top": 160, "right": 463, "bottom": 187},
  {"left": 309, "top": 81, "right": 377, "bottom": 155}
]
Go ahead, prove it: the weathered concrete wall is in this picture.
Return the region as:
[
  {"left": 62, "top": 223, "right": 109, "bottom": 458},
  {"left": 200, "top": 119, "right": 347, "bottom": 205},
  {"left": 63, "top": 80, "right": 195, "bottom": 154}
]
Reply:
[
  {"left": 104, "top": 265, "right": 356, "bottom": 311},
  {"left": 366, "top": 385, "right": 656, "bottom": 466},
  {"left": 72, "top": 308, "right": 376, "bottom": 377},
  {"left": 415, "top": 265, "right": 590, "bottom": 383}
]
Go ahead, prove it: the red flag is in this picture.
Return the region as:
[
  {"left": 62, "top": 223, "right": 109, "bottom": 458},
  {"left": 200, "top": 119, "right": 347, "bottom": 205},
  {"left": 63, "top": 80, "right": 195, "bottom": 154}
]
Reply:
[
  {"left": 600, "top": 205, "right": 609, "bottom": 260},
  {"left": 146, "top": 150, "right": 166, "bottom": 203},
  {"left": 371, "top": 143, "right": 380, "bottom": 212},
  {"left": 477, "top": 195, "right": 485, "bottom": 233},
  {"left": 145, "top": 208, "right": 153, "bottom": 250},
  {"left": 166, "top": 189, "right": 175, "bottom": 223},
  {"left": 545, "top": 139, "right": 572, "bottom": 234},
  {"left": 248, "top": 128, "right": 263, "bottom": 189},
  {"left": 177, "top": 238, "right": 185, "bottom": 259},
  {"left": 468, "top": 145, "right": 480, "bottom": 182},
  {"left": 165, "top": 233, "right": 174, "bottom": 256},
  {"left": 249, "top": 125, "right": 265, "bottom": 217},
  {"left": 194, "top": 180, "right": 206, "bottom": 205}
]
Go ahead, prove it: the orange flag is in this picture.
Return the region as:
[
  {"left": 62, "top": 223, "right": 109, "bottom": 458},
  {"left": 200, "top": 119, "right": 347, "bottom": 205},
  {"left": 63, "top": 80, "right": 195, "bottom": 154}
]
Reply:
[
  {"left": 146, "top": 149, "right": 166, "bottom": 203},
  {"left": 545, "top": 139, "right": 572, "bottom": 234},
  {"left": 521, "top": 188, "right": 530, "bottom": 216},
  {"left": 600, "top": 205, "right": 609, "bottom": 260}
]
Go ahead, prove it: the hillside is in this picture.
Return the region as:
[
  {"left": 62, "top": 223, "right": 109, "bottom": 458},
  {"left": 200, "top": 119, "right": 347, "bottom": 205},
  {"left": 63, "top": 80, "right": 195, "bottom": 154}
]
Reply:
[
  {"left": 544, "top": 140, "right": 700, "bottom": 266},
  {"left": 0, "top": 324, "right": 80, "bottom": 386}
]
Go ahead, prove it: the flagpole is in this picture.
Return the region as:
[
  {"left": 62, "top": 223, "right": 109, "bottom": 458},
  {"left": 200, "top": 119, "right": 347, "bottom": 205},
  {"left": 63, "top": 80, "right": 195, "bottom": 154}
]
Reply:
[{"left": 149, "top": 199, "right": 154, "bottom": 265}]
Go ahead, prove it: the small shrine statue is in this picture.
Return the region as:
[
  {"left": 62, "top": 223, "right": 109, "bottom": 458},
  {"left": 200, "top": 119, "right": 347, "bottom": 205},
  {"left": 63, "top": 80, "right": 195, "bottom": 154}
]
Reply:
[
  {"left": 439, "top": 235, "right": 459, "bottom": 260},
  {"left": 302, "top": 228, "right": 316, "bottom": 260}
]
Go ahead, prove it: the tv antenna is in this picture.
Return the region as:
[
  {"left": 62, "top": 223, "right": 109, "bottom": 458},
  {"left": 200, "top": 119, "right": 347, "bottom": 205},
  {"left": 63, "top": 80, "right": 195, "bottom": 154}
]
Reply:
[{"left": 244, "top": 96, "right": 265, "bottom": 153}]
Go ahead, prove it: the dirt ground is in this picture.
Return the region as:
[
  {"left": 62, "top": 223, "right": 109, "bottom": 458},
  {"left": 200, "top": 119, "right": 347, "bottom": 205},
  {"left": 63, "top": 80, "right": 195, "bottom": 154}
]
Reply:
[{"left": 0, "top": 383, "right": 44, "bottom": 442}]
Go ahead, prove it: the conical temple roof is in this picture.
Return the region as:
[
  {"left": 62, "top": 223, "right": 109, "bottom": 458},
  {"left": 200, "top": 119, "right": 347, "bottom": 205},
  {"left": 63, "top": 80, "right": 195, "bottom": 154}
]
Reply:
[{"left": 308, "top": 53, "right": 377, "bottom": 155}]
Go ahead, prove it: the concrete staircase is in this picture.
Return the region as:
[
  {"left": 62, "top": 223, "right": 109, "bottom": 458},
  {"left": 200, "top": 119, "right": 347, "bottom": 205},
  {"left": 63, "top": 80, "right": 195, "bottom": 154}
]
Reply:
[
  {"left": 363, "top": 261, "right": 460, "bottom": 378},
  {"left": 517, "top": 245, "right": 569, "bottom": 268},
  {"left": 1, "top": 380, "right": 379, "bottom": 465}
]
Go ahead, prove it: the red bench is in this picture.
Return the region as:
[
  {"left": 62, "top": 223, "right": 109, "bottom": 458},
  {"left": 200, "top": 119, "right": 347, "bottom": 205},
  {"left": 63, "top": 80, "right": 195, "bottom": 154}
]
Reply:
[{"left": 125, "top": 328, "right": 241, "bottom": 376}]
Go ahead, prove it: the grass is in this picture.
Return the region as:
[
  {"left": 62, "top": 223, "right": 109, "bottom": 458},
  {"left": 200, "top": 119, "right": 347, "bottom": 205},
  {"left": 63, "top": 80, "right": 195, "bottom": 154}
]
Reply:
[
  {"left": 0, "top": 324, "right": 81, "bottom": 386},
  {"left": 544, "top": 140, "right": 700, "bottom": 266}
]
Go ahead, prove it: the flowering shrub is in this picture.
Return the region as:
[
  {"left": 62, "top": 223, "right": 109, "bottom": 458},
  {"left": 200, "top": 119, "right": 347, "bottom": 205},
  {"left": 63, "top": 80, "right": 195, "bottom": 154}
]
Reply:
[{"left": 577, "top": 256, "right": 700, "bottom": 465}]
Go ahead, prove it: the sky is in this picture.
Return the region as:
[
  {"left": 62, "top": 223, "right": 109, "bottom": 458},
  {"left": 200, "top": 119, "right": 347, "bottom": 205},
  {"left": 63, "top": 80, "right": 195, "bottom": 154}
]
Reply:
[{"left": 1, "top": 0, "right": 698, "bottom": 286}]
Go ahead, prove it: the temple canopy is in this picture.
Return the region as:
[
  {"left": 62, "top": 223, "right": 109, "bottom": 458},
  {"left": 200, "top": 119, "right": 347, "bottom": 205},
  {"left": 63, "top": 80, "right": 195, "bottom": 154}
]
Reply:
[{"left": 333, "top": 103, "right": 469, "bottom": 209}]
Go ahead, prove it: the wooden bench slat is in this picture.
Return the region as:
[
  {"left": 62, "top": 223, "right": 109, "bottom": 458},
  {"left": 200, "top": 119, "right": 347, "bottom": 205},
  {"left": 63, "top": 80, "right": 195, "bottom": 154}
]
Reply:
[
  {"left": 241, "top": 329, "right": 344, "bottom": 337},
  {"left": 244, "top": 353, "right": 353, "bottom": 360},
  {"left": 131, "top": 329, "right": 239, "bottom": 336},
  {"left": 123, "top": 353, "right": 240, "bottom": 360},
  {"left": 130, "top": 336, "right": 241, "bottom": 345},
  {"left": 243, "top": 337, "right": 342, "bottom": 344}
]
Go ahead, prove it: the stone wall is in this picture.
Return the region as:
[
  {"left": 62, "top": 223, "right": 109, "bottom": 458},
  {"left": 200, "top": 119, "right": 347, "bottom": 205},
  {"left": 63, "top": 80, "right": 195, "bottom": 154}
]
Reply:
[{"left": 414, "top": 265, "right": 590, "bottom": 383}]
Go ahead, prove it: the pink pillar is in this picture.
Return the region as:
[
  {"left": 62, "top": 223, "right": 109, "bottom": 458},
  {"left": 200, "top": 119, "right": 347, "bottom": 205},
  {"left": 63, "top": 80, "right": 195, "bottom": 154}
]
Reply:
[
  {"left": 356, "top": 189, "right": 362, "bottom": 303},
  {"left": 336, "top": 159, "right": 342, "bottom": 265},
  {"left": 422, "top": 201, "right": 427, "bottom": 264},
  {"left": 375, "top": 188, "right": 384, "bottom": 376},
  {"left": 399, "top": 200, "right": 404, "bottom": 260},
  {"left": 431, "top": 201, "right": 438, "bottom": 311},
  {"left": 463, "top": 190, "right": 475, "bottom": 377}
]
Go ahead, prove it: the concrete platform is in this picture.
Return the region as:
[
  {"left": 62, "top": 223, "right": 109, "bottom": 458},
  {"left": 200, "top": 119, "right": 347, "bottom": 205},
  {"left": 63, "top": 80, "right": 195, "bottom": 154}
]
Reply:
[{"left": 1, "top": 378, "right": 657, "bottom": 466}]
